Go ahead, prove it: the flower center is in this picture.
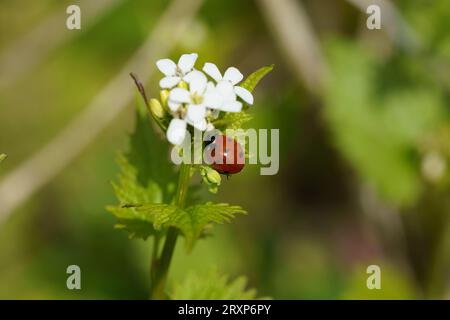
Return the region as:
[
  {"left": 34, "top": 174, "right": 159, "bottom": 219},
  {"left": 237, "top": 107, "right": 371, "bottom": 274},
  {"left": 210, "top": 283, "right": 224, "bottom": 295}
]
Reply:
[{"left": 191, "top": 92, "right": 203, "bottom": 105}]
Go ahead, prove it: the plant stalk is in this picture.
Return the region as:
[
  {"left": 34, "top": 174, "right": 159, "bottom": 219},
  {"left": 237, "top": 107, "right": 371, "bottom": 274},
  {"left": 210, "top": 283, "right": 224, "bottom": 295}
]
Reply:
[{"left": 150, "top": 163, "right": 191, "bottom": 299}]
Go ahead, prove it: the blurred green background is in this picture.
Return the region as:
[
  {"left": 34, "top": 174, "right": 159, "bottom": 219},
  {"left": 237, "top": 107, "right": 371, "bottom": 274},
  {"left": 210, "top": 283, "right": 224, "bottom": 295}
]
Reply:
[{"left": 1, "top": 0, "right": 450, "bottom": 299}]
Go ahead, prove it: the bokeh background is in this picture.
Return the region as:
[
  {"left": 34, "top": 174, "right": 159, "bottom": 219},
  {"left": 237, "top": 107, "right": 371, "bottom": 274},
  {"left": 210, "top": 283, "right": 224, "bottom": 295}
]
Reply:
[{"left": 1, "top": 0, "right": 450, "bottom": 299}]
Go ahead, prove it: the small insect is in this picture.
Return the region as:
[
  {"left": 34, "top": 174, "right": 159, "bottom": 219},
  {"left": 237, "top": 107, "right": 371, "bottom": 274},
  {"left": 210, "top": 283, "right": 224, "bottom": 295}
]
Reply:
[{"left": 205, "top": 135, "right": 245, "bottom": 175}]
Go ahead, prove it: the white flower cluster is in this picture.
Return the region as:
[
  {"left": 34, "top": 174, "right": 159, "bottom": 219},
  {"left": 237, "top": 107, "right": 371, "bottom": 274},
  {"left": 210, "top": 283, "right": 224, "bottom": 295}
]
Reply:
[{"left": 156, "top": 53, "right": 254, "bottom": 145}]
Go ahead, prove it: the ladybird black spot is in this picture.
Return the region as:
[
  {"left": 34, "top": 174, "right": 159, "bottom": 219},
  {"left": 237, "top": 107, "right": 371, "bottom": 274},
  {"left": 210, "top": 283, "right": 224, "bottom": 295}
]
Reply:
[{"left": 204, "top": 135, "right": 216, "bottom": 146}]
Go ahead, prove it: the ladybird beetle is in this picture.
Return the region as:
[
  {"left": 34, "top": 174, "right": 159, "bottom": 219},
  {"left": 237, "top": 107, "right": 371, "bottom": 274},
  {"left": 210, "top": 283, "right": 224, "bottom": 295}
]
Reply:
[{"left": 205, "top": 135, "right": 245, "bottom": 175}]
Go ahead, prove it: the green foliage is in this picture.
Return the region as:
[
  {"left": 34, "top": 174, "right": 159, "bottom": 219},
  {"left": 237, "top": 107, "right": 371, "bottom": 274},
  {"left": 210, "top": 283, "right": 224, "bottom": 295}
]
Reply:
[
  {"left": 108, "top": 92, "right": 250, "bottom": 248},
  {"left": 0, "top": 154, "right": 6, "bottom": 164},
  {"left": 240, "top": 65, "right": 274, "bottom": 93},
  {"left": 106, "top": 97, "right": 174, "bottom": 240},
  {"left": 106, "top": 154, "right": 162, "bottom": 240},
  {"left": 214, "top": 112, "right": 253, "bottom": 130},
  {"left": 114, "top": 218, "right": 157, "bottom": 240},
  {"left": 107, "top": 61, "right": 269, "bottom": 298},
  {"left": 182, "top": 203, "right": 247, "bottom": 249},
  {"left": 324, "top": 39, "right": 445, "bottom": 206},
  {"left": 171, "top": 269, "right": 264, "bottom": 300},
  {"left": 109, "top": 202, "right": 247, "bottom": 249},
  {"left": 127, "top": 95, "right": 176, "bottom": 203},
  {"left": 111, "top": 154, "right": 162, "bottom": 205}
]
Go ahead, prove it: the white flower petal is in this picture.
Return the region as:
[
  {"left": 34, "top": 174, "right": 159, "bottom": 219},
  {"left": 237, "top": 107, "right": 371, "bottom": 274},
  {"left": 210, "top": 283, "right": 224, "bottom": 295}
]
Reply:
[
  {"left": 216, "top": 80, "right": 236, "bottom": 103},
  {"left": 221, "top": 101, "right": 243, "bottom": 112},
  {"left": 167, "top": 119, "right": 187, "bottom": 145},
  {"left": 168, "top": 101, "right": 181, "bottom": 112},
  {"left": 223, "top": 67, "right": 243, "bottom": 85},
  {"left": 206, "top": 81, "right": 215, "bottom": 91},
  {"left": 234, "top": 86, "right": 254, "bottom": 105},
  {"left": 159, "top": 76, "right": 181, "bottom": 89},
  {"left": 203, "top": 63, "right": 223, "bottom": 82},
  {"left": 178, "top": 53, "right": 198, "bottom": 74},
  {"left": 183, "top": 70, "right": 205, "bottom": 83},
  {"left": 156, "top": 59, "right": 177, "bottom": 76},
  {"left": 203, "top": 89, "right": 223, "bottom": 109},
  {"left": 191, "top": 118, "right": 207, "bottom": 131},
  {"left": 169, "top": 88, "right": 191, "bottom": 104},
  {"left": 186, "top": 104, "right": 206, "bottom": 123},
  {"left": 187, "top": 71, "right": 207, "bottom": 94},
  {"left": 182, "top": 72, "right": 194, "bottom": 83},
  {"left": 206, "top": 122, "right": 215, "bottom": 131},
  {"left": 182, "top": 71, "right": 194, "bottom": 82}
]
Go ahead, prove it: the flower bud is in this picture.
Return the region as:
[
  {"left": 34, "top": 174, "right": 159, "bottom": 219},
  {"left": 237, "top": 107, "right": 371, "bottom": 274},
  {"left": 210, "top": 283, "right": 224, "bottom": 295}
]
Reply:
[
  {"left": 178, "top": 81, "right": 188, "bottom": 89},
  {"left": 206, "top": 168, "right": 221, "bottom": 185},
  {"left": 160, "top": 90, "right": 169, "bottom": 107},
  {"left": 149, "top": 99, "right": 165, "bottom": 119},
  {"left": 200, "top": 166, "right": 221, "bottom": 193}
]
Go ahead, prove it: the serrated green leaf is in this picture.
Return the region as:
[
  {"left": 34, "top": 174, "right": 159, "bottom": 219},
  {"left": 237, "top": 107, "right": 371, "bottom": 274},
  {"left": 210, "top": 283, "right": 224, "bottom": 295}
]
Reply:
[
  {"left": 214, "top": 111, "right": 253, "bottom": 130},
  {"left": 107, "top": 203, "right": 174, "bottom": 222},
  {"left": 114, "top": 219, "right": 156, "bottom": 240},
  {"left": 240, "top": 65, "right": 274, "bottom": 93},
  {"left": 171, "top": 268, "right": 267, "bottom": 300},
  {"left": 107, "top": 98, "right": 178, "bottom": 239},
  {"left": 107, "top": 154, "right": 163, "bottom": 239},
  {"left": 111, "top": 154, "right": 163, "bottom": 205},
  {"left": 111, "top": 202, "right": 247, "bottom": 249},
  {"left": 129, "top": 203, "right": 184, "bottom": 230},
  {"left": 181, "top": 203, "right": 247, "bottom": 249},
  {"left": 128, "top": 95, "right": 176, "bottom": 203}
]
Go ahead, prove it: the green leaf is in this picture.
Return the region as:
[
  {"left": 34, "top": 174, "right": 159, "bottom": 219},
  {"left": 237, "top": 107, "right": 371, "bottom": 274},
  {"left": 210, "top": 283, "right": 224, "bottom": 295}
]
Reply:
[
  {"left": 111, "top": 154, "right": 163, "bottom": 205},
  {"left": 107, "top": 154, "right": 163, "bottom": 239},
  {"left": 0, "top": 154, "right": 6, "bottom": 164},
  {"left": 240, "top": 65, "right": 274, "bottom": 93},
  {"left": 181, "top": 203, "right": 247, "bottom": 248},
  {"left": 214, "top": 111, "right": 253, "bottom": 130},
  {"left": 127, "top": 95, "right": 176, "bottom": 203},
  {"left": 107, "top": 203, "right": 183, "bottom": 240},
  {"left": 107, "top": 97, "right": 178, "bottom": 239},
  {"left": 111, "top": 202, "right": 247, "bottom": 249},
  {"left": 114, "top": 219, "right": 157, "bottom": 240},
  {"left": 171, "top": 268, "right": 267, "bottom": 300},
  {"left": 107, "top": 203, "right": 175, "bottom": 223}
]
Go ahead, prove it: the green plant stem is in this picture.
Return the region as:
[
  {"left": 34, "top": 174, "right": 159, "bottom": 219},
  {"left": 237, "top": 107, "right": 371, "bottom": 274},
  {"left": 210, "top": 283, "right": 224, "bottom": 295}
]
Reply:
[
  {"left": 150, "top": 163, "right": 191, "bottom": 299},
  {"left": 150, "top": 234, "right": 160, "bottom": 287}
]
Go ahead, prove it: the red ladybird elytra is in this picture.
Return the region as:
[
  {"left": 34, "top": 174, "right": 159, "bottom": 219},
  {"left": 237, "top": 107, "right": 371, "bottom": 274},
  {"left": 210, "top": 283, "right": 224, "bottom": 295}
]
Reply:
[{"left": 205, "top": 135, "right": 245, "bottom": 175}]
